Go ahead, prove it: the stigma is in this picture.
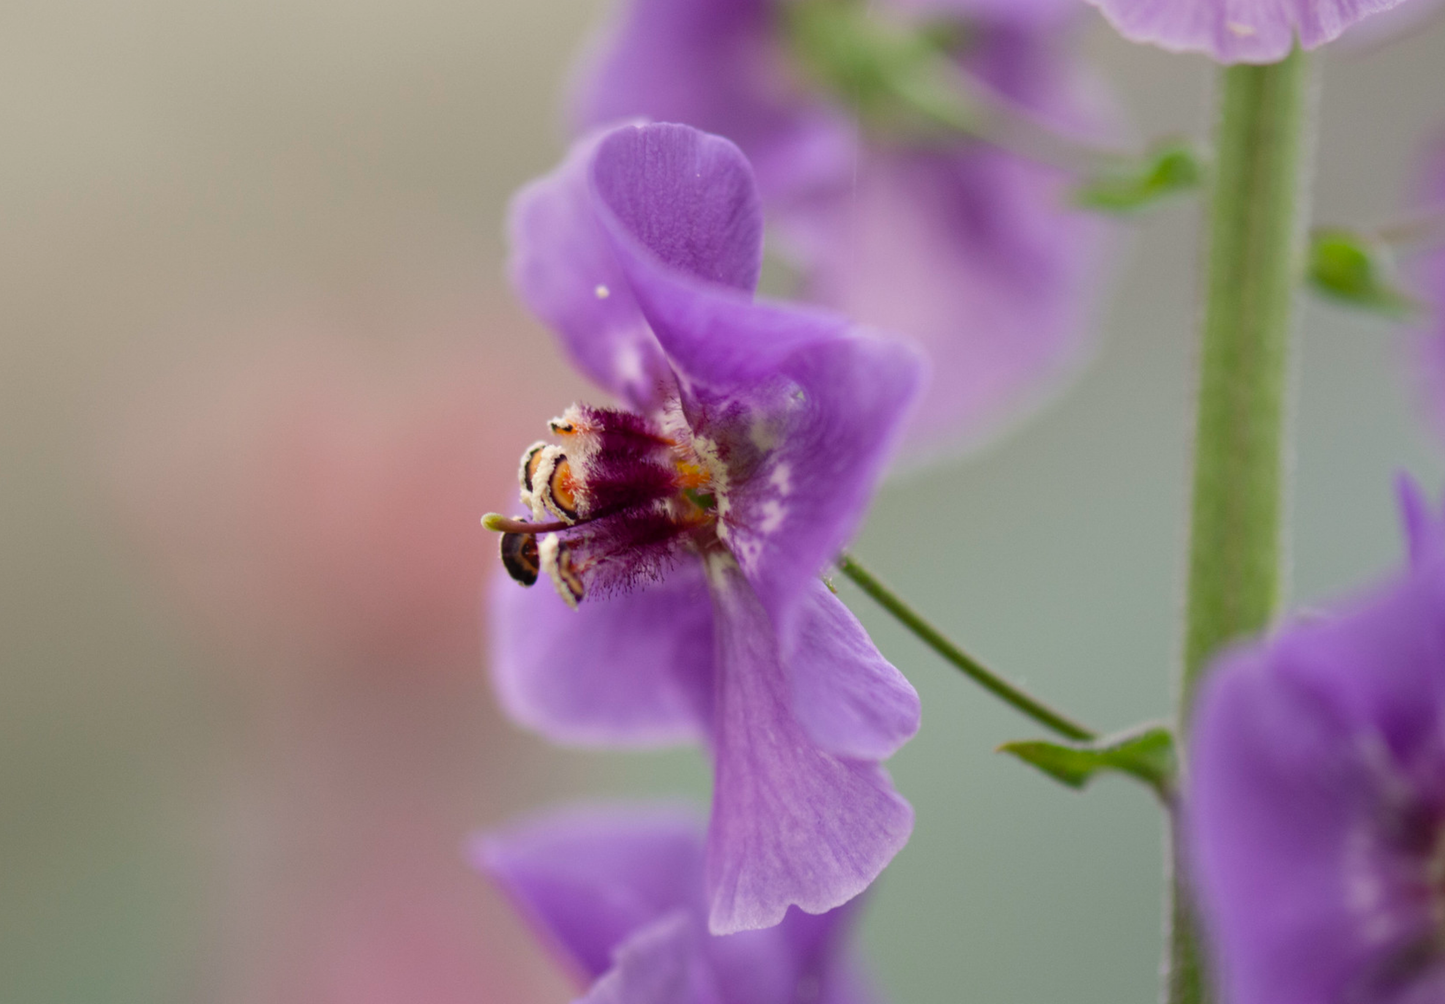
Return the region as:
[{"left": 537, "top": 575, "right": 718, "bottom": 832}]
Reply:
[{"left": 485, "top": 403, "right": 717, "bottom": 607}]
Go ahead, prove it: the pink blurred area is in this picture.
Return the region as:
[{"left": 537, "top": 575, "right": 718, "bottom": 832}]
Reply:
[
  {"left": 110, "top": 298, "right": 569, "bottom": 674},
  {"left": 106, "top": 285, "right": 587, "bottom": 1003}
]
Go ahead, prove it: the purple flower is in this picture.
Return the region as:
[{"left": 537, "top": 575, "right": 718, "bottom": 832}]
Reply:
[
  {"left": 572, "top": 0, "right": 1116, "bottom": 456},
  {"left": 1186, "top": 476, "right": 1445, "bottom": 1004},
  {"left": 1085, "top": 0, "right": 1416, "bottom": 64},
  {"left": 473, "top": 805, "right": 881, "bottom": 1004},
  {"left": 493, "top": 121, "right": 922, "bottom": 933}
]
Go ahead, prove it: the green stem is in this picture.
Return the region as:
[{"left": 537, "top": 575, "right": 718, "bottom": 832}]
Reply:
[
  {"left": 837, "top": 554, "right": 1096, "bottom": 742},
  {"left": 1170, "top": 48, "right": 1314, "bottom": 1004}
]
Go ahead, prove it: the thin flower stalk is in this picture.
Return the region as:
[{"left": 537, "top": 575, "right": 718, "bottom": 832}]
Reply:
[{"left": 837, "top": 553, "right": 1095, "bottom": 742}]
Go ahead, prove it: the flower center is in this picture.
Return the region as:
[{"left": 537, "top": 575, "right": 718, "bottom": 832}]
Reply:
[{"left": 484, "top": 402, "right": 719, "bottom": 607}]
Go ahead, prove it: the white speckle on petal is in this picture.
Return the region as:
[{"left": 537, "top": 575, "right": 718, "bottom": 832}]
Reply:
[
  {"left": 613, "top": 340, "right": 645, "bottom": 388},
  {"left": 594, "top": 284, "right": 611, "bottom": 299},
  {"left": 732, "top": 536, "right": 763, "bottom": 572},
  {"left": 757, "top": 499, "right": 787, "bottom": 535},
  {"left": 1226, "top": 21, "right": 1255, "bottom": 36},
  {"left": 768, "top": 463, "right": 792, "bottom": 496}
]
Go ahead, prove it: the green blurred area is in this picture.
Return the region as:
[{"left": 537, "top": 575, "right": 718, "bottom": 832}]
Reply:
[{"left": 2, "top": 2, "right": 1443, "bottom": 1001}]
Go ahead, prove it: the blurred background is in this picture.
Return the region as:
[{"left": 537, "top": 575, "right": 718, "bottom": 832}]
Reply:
[{"left": 3, "top": 2, "right": 1443, "bottom": 1002}]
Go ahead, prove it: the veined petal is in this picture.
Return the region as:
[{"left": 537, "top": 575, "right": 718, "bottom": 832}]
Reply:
[
  {"left": 589, "top": 122, "right": 764, "bottom": 294},
  {"left": 472, "top": 805, "right": 707, "bottom": 982},
  {"left": 507, "top": 129, "right": 673, "bottom": 412},
  {"left": 488, "top": 561, "right": 714, "bottom": 748},
  {"left": 785, "top": 579, "right": 920, "bottom": 760},
  {"left": 588, "top": 123, "right": 925, "bottom": 628},
  {"left": 1084, "top": 0, "right": 1412, "bottom": 63},
  {"left": 571, "top": 0, "right": 854, "bottom": 207},
  {"left": 703, "top": 559, "right": 914, "bottom": 935}
]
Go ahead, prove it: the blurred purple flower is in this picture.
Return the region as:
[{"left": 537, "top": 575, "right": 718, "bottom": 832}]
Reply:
[
  {"left": 572, "top": 0, "right": 1117, "bottom": 455},
  {"left": 495, "top": 122, "right": 922, "bottom": 933},
  {"left": 1187, "top": 476, "right": 1445, "bottom": 1004},
  {"left": 1085, "top": 0, "right": 1416, "bottom": 63},
  {"left": 473, "top": 805, "right": 881, "bottom": 1004},
  {"left": 1336, "top": 0, "right": 1444, "bottom": 50}
]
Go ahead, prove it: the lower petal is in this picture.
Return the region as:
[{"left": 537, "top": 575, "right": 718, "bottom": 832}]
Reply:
[
  {"left": 488, "top": 561, "right": 714, "bottom": 747},
  {"left": 786, "top": 579, "right": 920, "bottom": 761},
  {"left": 580, "top": 913, "right": 713, "bottom": 1004},
  {"left": 472, "top": 805, "right": 707, "bottom": 982},
  {"left": 703, "top": 559, "right": 914, "bottom": 934}
]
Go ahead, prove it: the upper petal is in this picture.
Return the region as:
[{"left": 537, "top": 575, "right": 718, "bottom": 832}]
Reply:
[
  {"left": 589, "top": 122, "right": 764, "bottom": 294},
  {"left": 1084, "top": 0, "right": 1411, "bottom": 63},
  {"left": 588, "top": 123, "right": 926, "bottom": 631},
  {"left": 507, "top": 129, "right": 673, "bottom": 411},
  {"left": 571, "top": 0, "right": 855, "bottom": 206},
  {"left": 792, "top": 145, "right": 1112, "bottom": 458},
  {"left": 786, "top": 579, "right": 921, "bottom": 760},
  {"left": 703, "top": 558, "right": 914, "bottom": 934},
  {"left": 472, "top": 805, "right": 707, "bottom": 982},
  {"left": 488, "top": 561, "right": 714, "bottom": 748}
]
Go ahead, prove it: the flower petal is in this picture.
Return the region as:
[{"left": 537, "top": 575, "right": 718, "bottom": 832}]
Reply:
[
  {"left": 703, "top": 559, "right": 914, "bottom": 934},
  {"left": 588, "top": 123, "right": 926, "bottom": 630},
  {"left": 507, "top": 130, "right": 673, "bottom": 411},
  {"left": 488, "top": 561, "right": 714, "bottom": 748},
  {"left": 472, "top": 805, "right": 707, "bottom": 982},
  {"left": 577, "top": 913, "right": 709, "bottom": 1004},
  {"left": 794, "top": 146, "right": 1111, "bottom": 456},
  {"left": 1084, "top": 0, "right": 1411, "bottom": 63},
  {"left": 588, "top": 122, "right": 764, "bottom": 293},
  {"left": 1395, "top": 473, "right": 1445, "bottom": 569},
  {"left": 711, "top": 331, "right": 925, "bottom": 637},
  {"left": 786, "top": 579, "right": 921, "bottom": 760},
  {"left": 708, "top": 897, "right": 881, "bottom": 1004},
  {"left": 572, "top": 0, "right": 854, "bottom": 206},
  {"left": 1188, "top": 562, "right": 1445, "bottom": 1004},
  {"left": 885, "top": 0, "right": 1083, "bottom": 28}
]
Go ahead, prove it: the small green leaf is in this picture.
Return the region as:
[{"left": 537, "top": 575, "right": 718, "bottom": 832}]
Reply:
[
  {"left": 1307, "top": 228, "right": 1418, "bottom": 319},
  {"left": 1075, "top": 142, "right": 1206, "bottom": 214},
  {"left": 999, "top": 724, "right": 1176, "bottom": 796}
]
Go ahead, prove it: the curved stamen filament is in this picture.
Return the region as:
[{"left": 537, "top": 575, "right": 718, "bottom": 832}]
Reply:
[{"left": 482, "top": 513, "right": 587, "bottom": 535}]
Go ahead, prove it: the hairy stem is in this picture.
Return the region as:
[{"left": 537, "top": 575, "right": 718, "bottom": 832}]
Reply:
[
  {"left": 1169, "top": 48, "right": 1313, "bottom": 1004},
  {"left": 837, "top": 553, "right": 1095, "bottom": 742}
]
